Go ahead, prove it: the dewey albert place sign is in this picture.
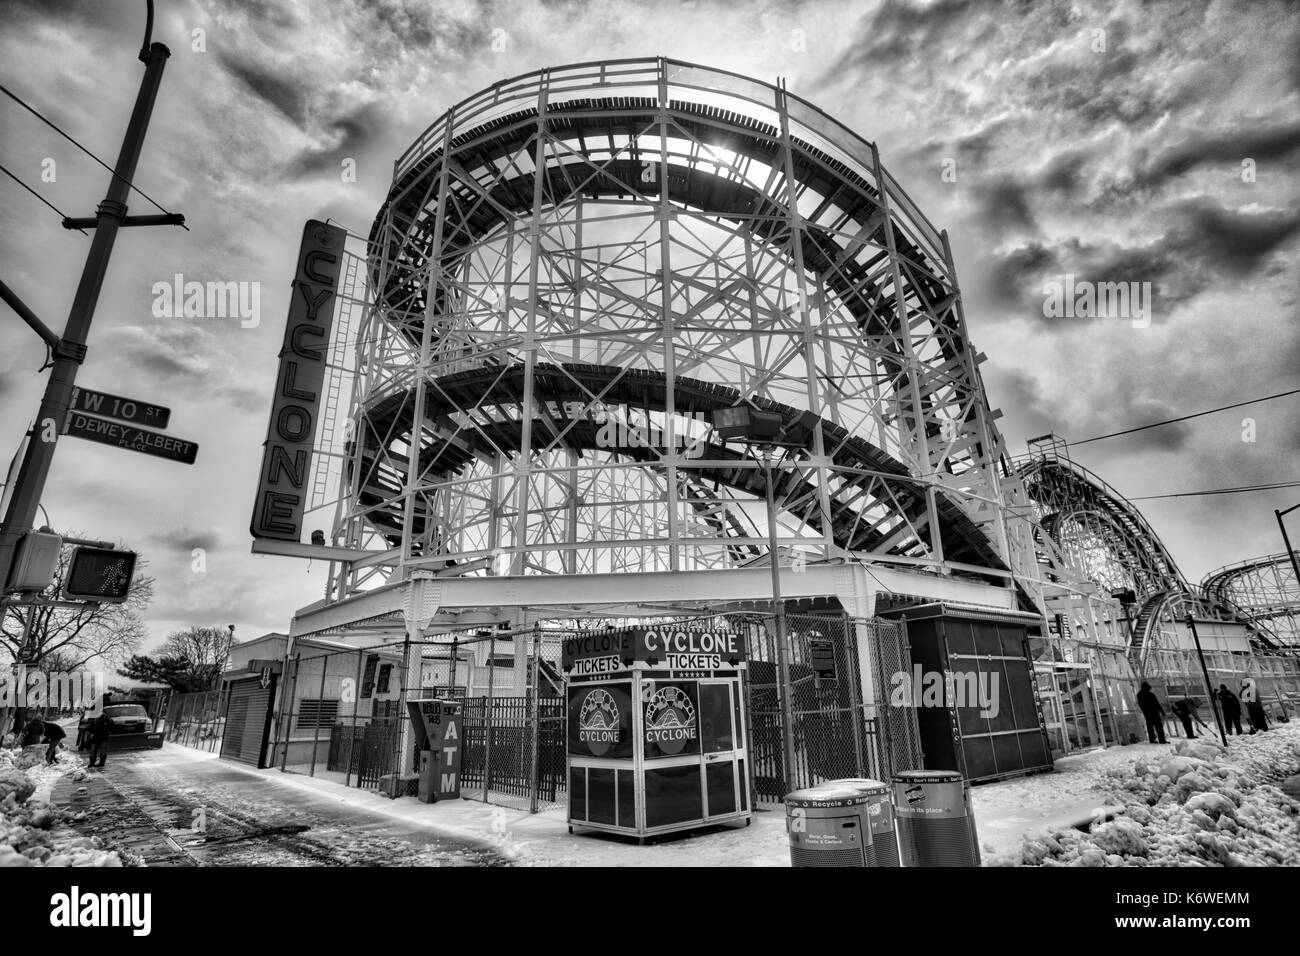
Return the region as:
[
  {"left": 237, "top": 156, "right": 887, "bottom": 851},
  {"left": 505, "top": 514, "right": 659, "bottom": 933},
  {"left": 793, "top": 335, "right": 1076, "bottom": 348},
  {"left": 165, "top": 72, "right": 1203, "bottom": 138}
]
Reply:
[
  {"left": 250, "top": 220, "right": 347, "bottom": 541},
  {"left": 64, "top": 388, "right": 195, "bottom": 464},
  {"left": 562, "top": 626, "right": 746, "bottom": 677}
]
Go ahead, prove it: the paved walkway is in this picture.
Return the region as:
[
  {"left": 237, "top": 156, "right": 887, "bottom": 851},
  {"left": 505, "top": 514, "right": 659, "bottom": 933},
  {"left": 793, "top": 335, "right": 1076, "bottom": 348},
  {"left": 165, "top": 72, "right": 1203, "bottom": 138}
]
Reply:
[
  {"left": 52, "top": 745, "right": 507, "bottom": 866},
  {"left": 51, "top": 771, "right": 194, "bottom": 867}
]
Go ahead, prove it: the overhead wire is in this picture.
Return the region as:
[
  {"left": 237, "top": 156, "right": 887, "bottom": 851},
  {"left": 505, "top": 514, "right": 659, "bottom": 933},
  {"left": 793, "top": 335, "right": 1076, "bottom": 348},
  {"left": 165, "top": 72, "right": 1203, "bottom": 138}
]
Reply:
[
  {"left": 0, "top": 162, "right": 86, "bottom": 234},
  {"left": 1070, "top": 387, "right": 1300, "bottom": 446},
  {"left": 0, "top": 81, "right": 187, "bottom": 230}
]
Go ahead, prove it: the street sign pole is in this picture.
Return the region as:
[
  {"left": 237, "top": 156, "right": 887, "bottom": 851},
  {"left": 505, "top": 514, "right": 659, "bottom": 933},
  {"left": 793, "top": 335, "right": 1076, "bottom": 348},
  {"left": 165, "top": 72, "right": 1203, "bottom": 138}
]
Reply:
[{"left": 0, "top": 37, "right": 172, "bottom": 597}]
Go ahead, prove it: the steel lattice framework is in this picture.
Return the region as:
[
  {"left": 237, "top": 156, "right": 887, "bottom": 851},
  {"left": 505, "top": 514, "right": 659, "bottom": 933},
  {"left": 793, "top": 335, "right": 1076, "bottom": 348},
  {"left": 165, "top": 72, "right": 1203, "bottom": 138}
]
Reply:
[
  {"left": 1015, "top": 450, "right": 1186, "bottom": 601},
  {"left": 1012, "top": 446, "right": 1197, "bottom": 665},
  {"left": 1203, "top": 554, "right": 1300, "bottom": 649},
  {"left": 327, "top": 58, "right": 1035, "bottom": 602}
]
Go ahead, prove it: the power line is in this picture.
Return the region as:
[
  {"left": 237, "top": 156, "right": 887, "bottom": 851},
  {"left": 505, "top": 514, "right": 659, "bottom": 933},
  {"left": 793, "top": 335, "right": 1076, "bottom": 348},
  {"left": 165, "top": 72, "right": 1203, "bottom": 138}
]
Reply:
[
  {"left": 0, "top": 82, "right": 186, "bottom": 229},
  {"left": 0, "top": 162, "right": 87, "bottom": 234},
  {"left": 1130, "top": 479, "right": 1300, "bottom": 501},
  {"left": 1071, "top": 387, "right": 1300, "bottom": 446}
]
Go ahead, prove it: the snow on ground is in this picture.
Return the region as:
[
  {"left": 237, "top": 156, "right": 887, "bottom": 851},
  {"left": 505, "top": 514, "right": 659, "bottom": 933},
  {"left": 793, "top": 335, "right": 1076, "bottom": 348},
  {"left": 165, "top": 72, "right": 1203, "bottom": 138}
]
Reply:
[
  {"left": 149, "top": 745, "right": 793, "bottom": 866},
  {"left": 0, "top": 744, "right": 125, "bottom": 867},
  {"left": 13, "top": 724, "right": 1298, "bottom": 867},
  {"left": 978, "top": 724, "right": 1300, "bottom": 866}
]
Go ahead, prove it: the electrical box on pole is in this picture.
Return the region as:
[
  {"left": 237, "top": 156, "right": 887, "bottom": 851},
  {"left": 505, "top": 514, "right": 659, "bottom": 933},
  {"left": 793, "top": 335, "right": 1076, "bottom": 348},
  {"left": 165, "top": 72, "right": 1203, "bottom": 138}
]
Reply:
[
  {"left": 6, "top": 530, "right": 63, "bottom": 592},
  {"left": 64, "top": 546, "right": 136, "bottom": 603}
]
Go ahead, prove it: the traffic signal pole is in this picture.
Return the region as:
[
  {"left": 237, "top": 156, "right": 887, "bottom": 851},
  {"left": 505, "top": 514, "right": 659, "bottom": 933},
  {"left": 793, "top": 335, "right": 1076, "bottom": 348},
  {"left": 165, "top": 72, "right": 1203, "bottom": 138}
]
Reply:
[{"left": 0, "top": 38, "right": 172, "bottom": 599}]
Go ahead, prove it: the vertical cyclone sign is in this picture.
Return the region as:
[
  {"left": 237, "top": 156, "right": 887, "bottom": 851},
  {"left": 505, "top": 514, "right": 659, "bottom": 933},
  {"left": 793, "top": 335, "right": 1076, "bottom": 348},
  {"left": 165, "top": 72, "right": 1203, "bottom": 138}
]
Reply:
[{"left": 251, "top": 220, "right": 347, "bottom": 541}]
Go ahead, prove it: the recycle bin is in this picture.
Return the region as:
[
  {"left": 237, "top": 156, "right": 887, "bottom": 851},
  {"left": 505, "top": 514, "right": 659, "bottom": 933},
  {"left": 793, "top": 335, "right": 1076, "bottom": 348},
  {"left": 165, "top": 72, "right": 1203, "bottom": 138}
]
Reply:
[
  {"left": 817, "top": 778, "right": 898, "bottom": 867},
  {"left": 892, "top": 770, "right": 980, "bottom": 867},
  {"left": 785, "top": 785, "right": 873, "bottom": 867}
]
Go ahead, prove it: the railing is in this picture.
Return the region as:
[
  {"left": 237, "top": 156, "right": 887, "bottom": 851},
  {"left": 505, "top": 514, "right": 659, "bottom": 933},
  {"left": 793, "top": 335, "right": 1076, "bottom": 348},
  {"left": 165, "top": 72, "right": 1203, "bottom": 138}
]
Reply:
[{"left": 388, "top": 56, "right": 947, "bottom": 263}]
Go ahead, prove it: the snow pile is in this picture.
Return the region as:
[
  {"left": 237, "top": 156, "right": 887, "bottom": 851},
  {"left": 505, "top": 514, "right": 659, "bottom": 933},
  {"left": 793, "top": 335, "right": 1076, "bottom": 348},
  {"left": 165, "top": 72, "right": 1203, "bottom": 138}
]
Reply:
[
  {"left": 0, "top": 746, "right": 127, "bottom": 867},
  {"left": 1007, "top": 726, "right": 1300, "bottom": 867}
]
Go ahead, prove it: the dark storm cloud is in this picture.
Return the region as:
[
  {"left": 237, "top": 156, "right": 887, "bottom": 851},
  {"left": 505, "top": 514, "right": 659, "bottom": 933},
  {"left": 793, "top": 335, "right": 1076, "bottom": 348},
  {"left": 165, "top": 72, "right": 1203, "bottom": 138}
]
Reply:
[
  {"left": 1134, "top": 122, "right": 1300, "bottom": 189},
  {"left": 1162, "top": 199, "right": 1300, "bottom": 278},
  {"left": 1040, "top": 151, "right": 1088, "bottom": 195},
  {"left": 990, "top": 368, "right": 1055, "bottom": 438},
  {"left": 978, "top": 177, "right": 1037, "bottom": 235},
  {"left": 820, "top": 0, "right": 979, "bottom": 68},
  {"left": 217, "top": 53, "right": 311, "bottom": 125},
  {"left": 287, "top": 102, "right": 386, "bottom": 178},
  {"left": 131, "top": 349, "right": 195, "bottom": 379},
  {"left": 984, "top": 200, "right": 1300, "bottom": 323}
]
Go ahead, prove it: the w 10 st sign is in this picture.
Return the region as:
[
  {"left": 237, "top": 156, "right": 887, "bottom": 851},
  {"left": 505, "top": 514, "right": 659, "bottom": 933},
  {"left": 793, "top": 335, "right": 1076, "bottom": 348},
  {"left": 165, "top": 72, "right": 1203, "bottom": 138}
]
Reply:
[{"left": 250, "top": 220, "right": 346, "bottom": 541}]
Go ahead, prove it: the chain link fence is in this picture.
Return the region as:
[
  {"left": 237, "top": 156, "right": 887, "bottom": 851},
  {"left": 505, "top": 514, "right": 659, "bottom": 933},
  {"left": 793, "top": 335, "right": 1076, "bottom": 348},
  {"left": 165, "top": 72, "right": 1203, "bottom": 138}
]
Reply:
[
  {"left": 164, "top": 689, "right": 228, "bottom": 752},
  {"left": 264, "top": 613, "right": 918, "bottom": 814},
  {"left": 746, "top": 612, "right": 920, "bottom": 806}
]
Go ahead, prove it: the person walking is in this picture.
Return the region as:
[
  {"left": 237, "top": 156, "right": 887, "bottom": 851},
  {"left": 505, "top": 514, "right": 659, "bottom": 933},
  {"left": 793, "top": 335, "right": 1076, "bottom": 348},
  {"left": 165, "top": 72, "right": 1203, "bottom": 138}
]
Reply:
[
  {"left": 87, "top": 712, "right": 112, "bottom": 770},
  {"left": 1217, "top": 684, "right": 1243, "bottom": 735},
  {"left": 1241, "top": 678, "right": 1269, "bottom": 733},
  {"left": 1136, "top": 681, "right": 1167, "bottom": 744},
  {"left": 40, "top": 719, "right": 66, "bottom": 765},
  {"left": 1171, "top": 698, "right": 1197, "bottom": 739}
]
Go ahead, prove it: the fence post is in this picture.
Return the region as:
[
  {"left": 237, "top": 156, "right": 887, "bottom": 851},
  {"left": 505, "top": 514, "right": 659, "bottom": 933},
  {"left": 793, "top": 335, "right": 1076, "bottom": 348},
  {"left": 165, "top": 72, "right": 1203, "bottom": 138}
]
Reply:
[
  {"left": 281, "top": 655, "right": 299, "bottom": 772},
  {"left": 453, "top": 635, "right": 464, "bottom": 694},
  {"left": 346, "top": 647, "right": 365, "bottom": 788},
  {"left": 484, "top": 632, "right": 496, "bottom": 801},
  {"left": 528, "top": 624, "right": 541, "bottom": 814},
  {"left": 743, "top": 618, "right": 757, "bottom": 804},
  {"left": 844, "top": 614, "right": 866, "bottom": 778},
  {"left": 308, "top": 651, "right": 328, "bottom": 777}
]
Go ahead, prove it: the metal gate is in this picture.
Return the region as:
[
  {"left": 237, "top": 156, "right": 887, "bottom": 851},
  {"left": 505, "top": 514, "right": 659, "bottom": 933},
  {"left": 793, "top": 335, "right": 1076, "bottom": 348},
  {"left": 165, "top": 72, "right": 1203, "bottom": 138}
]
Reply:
[
  {"left": 745, "top": 612, "right": 918, "bottom": 806},
  {"left": 220, "top": 677, "right": 274, "bottom": 767}
]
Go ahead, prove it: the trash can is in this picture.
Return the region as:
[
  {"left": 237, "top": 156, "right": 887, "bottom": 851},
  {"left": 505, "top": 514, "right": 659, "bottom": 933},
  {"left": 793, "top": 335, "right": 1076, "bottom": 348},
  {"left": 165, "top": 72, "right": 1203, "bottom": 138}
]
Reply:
[
  {"left": 817, "top": 778, "right": 898, "bottom": 867},
  {"left": 892, "top": 770, "right": 980, "bottom": 867},
  {"left": 785, "top": 785, "right": 873, "bottom": 867}
]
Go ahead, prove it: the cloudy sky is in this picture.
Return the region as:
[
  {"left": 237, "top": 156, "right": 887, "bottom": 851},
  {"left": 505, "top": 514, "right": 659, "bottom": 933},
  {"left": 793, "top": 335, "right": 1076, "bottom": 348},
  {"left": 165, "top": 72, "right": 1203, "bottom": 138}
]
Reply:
[{"left": 1, "top": 0, "right": 1297, "bottom": 653}]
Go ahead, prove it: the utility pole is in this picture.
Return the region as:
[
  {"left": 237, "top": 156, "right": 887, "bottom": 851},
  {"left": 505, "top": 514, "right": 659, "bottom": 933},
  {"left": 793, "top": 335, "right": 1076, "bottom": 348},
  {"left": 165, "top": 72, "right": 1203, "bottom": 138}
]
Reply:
[
  {"left": 762, "top": 446, "right": 799, "bottom": 798},
  {"left": 1185, "top": 614, "right": 1228, "bottom": 747},
  {"left": 1276, "top": 505, "right": 1300, "bottom": 597},
  {"left": 0, "top": 9, "right": 175, "bottom": 601}
]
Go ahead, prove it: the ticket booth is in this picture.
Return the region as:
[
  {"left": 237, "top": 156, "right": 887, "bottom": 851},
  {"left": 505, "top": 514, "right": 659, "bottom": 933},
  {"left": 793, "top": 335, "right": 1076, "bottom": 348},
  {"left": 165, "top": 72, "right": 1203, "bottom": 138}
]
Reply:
[{"left": 563, "top": 624, "right": 752, "bottom": 840}]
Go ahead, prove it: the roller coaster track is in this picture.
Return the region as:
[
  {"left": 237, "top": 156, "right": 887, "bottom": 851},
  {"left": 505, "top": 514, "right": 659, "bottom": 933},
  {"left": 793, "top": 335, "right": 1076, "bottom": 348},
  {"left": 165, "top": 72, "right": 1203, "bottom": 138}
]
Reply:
[
  {"left": 1202, "top": 553, "right": 1299, "bottom": 650},
  {"left": 345, "top": 58, "right": 1015, "bottom": 590},
  {"left": 1015, "top": 454, "right": 1186, "bottom": 599},
  {"left": 351, "top": 363, "right": 1007, "bottom": 573}
]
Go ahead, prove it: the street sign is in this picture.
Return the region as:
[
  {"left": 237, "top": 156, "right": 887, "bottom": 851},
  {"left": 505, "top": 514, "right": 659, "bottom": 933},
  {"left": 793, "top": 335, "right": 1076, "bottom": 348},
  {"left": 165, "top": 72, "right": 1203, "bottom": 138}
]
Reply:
[
  {"left": 71, "top": 387, "right": 171, "bottom": 429},
  {"left": 64, "top": 411, "right": 198, "bottom": 464}
]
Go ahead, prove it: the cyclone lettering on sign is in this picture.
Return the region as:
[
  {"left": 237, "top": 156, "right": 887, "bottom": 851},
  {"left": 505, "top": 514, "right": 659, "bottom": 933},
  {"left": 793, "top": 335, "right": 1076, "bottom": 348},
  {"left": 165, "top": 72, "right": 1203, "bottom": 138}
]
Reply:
[
  {"left": 644, "top": 685, "right": 697, "bottom": 754},
  {"left": 578, "top": 689, "right": 620, "bottom": 756}
]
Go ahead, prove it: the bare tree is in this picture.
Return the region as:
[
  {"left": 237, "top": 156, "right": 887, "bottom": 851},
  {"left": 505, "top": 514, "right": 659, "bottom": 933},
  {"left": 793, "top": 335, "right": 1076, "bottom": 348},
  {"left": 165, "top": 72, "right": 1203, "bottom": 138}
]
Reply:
[
  {"left": 158, "top": 625, "right": 239, "bottom": 689},
  {"left": 0, "top": 544, "right": 153, "bottom": 670}
]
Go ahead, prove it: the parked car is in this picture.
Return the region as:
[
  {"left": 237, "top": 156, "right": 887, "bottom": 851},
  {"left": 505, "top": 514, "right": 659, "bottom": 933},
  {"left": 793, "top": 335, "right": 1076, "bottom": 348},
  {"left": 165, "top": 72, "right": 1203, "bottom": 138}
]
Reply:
[{"left": 76, "top": 702, "right": 163, "bottom": 751}]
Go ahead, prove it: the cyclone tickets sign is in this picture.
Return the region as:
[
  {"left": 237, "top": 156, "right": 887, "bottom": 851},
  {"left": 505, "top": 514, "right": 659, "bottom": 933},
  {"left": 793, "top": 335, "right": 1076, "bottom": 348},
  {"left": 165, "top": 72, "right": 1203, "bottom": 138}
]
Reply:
[
  {"left": 562, "top": 626, "right": 745, "bottom": 676},
  {"left": 634, "top": 627, "right": 744, "bottom": 671}
]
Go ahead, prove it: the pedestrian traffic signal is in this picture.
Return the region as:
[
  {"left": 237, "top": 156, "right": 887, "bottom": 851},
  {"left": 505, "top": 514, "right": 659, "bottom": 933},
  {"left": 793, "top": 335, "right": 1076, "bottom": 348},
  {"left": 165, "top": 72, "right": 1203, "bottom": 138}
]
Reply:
[{"left": 64, "top": 546, "right": 136, "bottom": 603}]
